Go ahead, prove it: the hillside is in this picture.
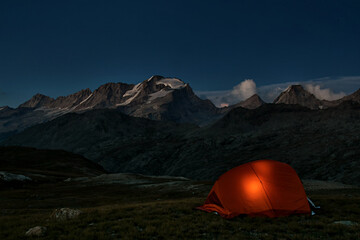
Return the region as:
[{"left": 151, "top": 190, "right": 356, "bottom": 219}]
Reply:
[
  {"left": 0, "top": 146, "right": 106, "bottom": 182},
  {"left": 3, "top": 103, "right": 360, "bottom": 185}
]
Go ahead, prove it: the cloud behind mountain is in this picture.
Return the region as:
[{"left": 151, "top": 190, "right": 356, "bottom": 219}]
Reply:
[
  {"left": 304, "top": 84, "right": 346, "bottom": 101},
  {"left": 197, "top": 76, "right": 360, "bottom": 106}
]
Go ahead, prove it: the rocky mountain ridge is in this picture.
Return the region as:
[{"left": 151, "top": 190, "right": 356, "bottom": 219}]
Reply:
[
  {"left": 229, "top": 94, "right": 265, "bottom": 110},
  {"left": 3, "top": 103, "right": 360, "bottom": 185},
  {"left": 0, "top": 76, "right": 221, "bottom": 140},
  {"left": 273, "top": 84, "right": 360, "bottom": 109},
  {"left": 1, "top": 76, "right": 360, "bottom": 143}
]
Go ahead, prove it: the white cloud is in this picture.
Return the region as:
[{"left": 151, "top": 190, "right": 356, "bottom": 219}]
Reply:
[
  {"left": 197, "top": 90, "right": 231, "bottom": 107},
  {"left": 257, "top": 82, "right": 298, "bottom": 102},
  {"left": 306, "top": 76, "right": 360, "bottom": 94},
  {"left": 196, "top": 75, "right": 360, "bottom": 106},
  {"left": 197, "top": 79, "right": 257, "bottom": 107},
  {"left": 230, "top": 79, "right": 257, "bottom": 101},
  {"left": 304, "top": 84, "right": 346, "bottom": 100}
]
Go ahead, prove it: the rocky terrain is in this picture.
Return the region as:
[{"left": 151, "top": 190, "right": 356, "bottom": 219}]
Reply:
[
  {"left": 0, "top": 76, "right": 222, "bottom": 141},
  {"left": 273, "top": 85, "right": 360, "bottom": 109},
  {"left": 2, "top": 76, "right": 359, "bottom": 142},
  {"left": 2, "top": 79, "right": 360, "bottom": 186},
  {"left": 273, "top": 85, "right": 326, "bottom": 109},
  {"left": 227, "top": 94, "right": 265, "bottom": 110},
  {"left": 3, "top": 101, "right": 360, "bottom": 185}
]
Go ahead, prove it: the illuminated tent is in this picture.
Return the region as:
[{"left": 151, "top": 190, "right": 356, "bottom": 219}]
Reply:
[{"left": 197, "top": 159, "right": 311, "bottom": 218}]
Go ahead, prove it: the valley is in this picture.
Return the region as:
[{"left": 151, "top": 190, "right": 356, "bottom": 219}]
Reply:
[{"left": 1, "top": 77, "right": 360, "bottom": 239}]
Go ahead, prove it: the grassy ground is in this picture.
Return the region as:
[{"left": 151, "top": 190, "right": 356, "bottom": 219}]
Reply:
[{"left": 0, "top": 181, "right": 359, "bottom": 240}]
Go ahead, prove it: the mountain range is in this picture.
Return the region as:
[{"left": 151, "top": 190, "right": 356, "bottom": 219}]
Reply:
[
  {"left": 273, "top": 84, "right": 360, "bottom": 109},
  {"left": 3, "top": 102, "right": 360, "bottom": 185},
  {"left": 1, "top": 76, "right": 360, "bottom": 185},
  {"left": 0, "top": 76, "right": 222, "bottom": 141},
  {"left": 2, "top": 76, "right": 359, "bottom": 143}
]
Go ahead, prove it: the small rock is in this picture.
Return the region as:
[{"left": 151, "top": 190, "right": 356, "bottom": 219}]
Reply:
[
  {"left": 333, "top": 220, "right": 357, "bottom": 226},
  {"left": 0, "top": 171, "right": 32, "bottom": 181},
  {"left": 25, "top": 226, "right": 47, "bottom": 237},
  {"left": 51, "top": 208, "right": 82, "bottom": 220}
]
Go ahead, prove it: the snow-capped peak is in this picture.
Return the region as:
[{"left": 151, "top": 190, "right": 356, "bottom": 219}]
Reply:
[
  {"left": 284, "top": 85, "right": 292, "bottom": 93},
  {"left": 156, "top": 78, "right": 186, "bottom": 89},
  {"left": 78, "top": 93, "right": 93, "bottom": 106},
  {"left": 123, "top": 82, "right": 142, "bottom": 98},
  {"left": 283, "top": 85, "right": 304, "bottom": 94}
]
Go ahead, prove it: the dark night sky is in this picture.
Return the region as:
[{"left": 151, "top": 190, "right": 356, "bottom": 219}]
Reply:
[{"left": 1, "top": 0, "right": 360, "bottom": 107}]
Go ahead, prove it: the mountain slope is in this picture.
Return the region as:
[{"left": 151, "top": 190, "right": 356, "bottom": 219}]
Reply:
[
  {"left": 0, "top": 76, "right": 222, "bottom": 142},
  {"left": 273, "top": 85, "right": 325, "bottom": 109},
  {"left": 0, "top": 106, "right": 53, "bottom": 142},
  {"left": 229, "top": 94, "right": 265, "bottom": 110},
  {"left": 73, "top": 83, "right": 133, "bottom": 109},
  {"left": 4, "top": 79, "right": 360, "bottom": 143},
  {"left": 18, "top": 94, "right": 55, "bottom": 108},
  {"left": 335, "top": 89, "right": 360, "bottom": 104},
  {"left": 0, "top": 146, "right": 106, "bottom": 181},
  {"left": 272, "top": 85, "right": 360, "bottom": 109},
  {"left": 3, "top": 103, "right": 360, "bottom": 185},
  {"left": 2, "top": 109, "right": 198, "bottom": 174}
]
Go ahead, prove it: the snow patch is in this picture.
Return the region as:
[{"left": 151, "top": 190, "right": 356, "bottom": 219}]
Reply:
[
  {"left": 146, "top": 76, "right": 155, "bottom": 82},
  {"left": 147, "top": 89, "right": 173, "bottom": 103},
  {"left": 117, "top": 88, "right": 141, "bottom": 106},
  {"left": 78, "top": 93, "right": 93, "bottom": 105},
  {"left": 0, "top": 171, "right": 32, "bottom": 181},
  {"left": 156, "top": 78, "right": 186, "bottom": 89},
  {"left": 123, "top": 83, "right": 142, "bottom": 97},
  {"left": 42, "top": 108, "right": 72, "bottom": 117},
  {"left": 116, "top": 83, "right": 143, "bottom": 106},
  {"left": 284, "top": 85, "right": 292, "bottom": 93}
]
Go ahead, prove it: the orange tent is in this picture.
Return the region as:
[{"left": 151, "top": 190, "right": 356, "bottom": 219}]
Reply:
[{"left": 197, "top": 159, "right": 311, "bottom": 218}]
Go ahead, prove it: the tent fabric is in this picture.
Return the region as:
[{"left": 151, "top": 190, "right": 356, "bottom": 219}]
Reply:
[{"left": 197, "top": 159, "right": 311, "bottom": 218}]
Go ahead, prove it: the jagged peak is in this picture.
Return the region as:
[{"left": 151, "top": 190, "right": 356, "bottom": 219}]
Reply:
[
  {"left": 245, "top": 94, "right": 264, "bottom": 101},
  {"left": 0, "top": 106, "right": 11, "bottom": 111},
  {"left": 18, "top": 93, "right": 54, "bottom": 108},
  {"left": 348, "top": 88, "right": 360, "bottom": 96},
  {"left": 147, "top": 75, "right": 165, "bottom": 82},
  {"left": 146, "top": 75, "right": 185, "bottom": 85},
  {"left": 283, "top": 85, "right": 306, "bottom": 93},
  {"left": 78, "top": 88, "right": 92, "bottom": 94},
  {"left": 154, "top": 77, "right": 186, "bottom": 89},
  {"left": 336, "top": 87, "right": 360, "bottom": 104},
  {"left": 273, "top": 84, "right": 325, "bottom": 110},
  {"left": 229, "top": 94, "right": 265, "bottom": 110},
  {"left": 72, "top": 88, "right": 92, "bottom": 97},
  {"left": 31, "top": 93, "right": 52, "bottom": 99},
  {"left": 274, "top": 85, "right": 315, "bottom": 102},
  {"left": 96, "top": 82, "right": 133, "bottom": 90},
  {"left": 56, "top": 88, "right": 92, "bottom": 99}
]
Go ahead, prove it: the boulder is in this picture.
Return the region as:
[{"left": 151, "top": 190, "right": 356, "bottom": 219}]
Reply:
[
  {"left": 51, "top": 208, "right": 82, "bottom": 220},
  {"left": 0, "top": 171, "right": 32, "bottom": 182},
  {"left": 25, "top": 226, "right": 47, "bottom": 236},
  {"left": 333, "top": 220, "right": 358, "bottom": 226}
]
